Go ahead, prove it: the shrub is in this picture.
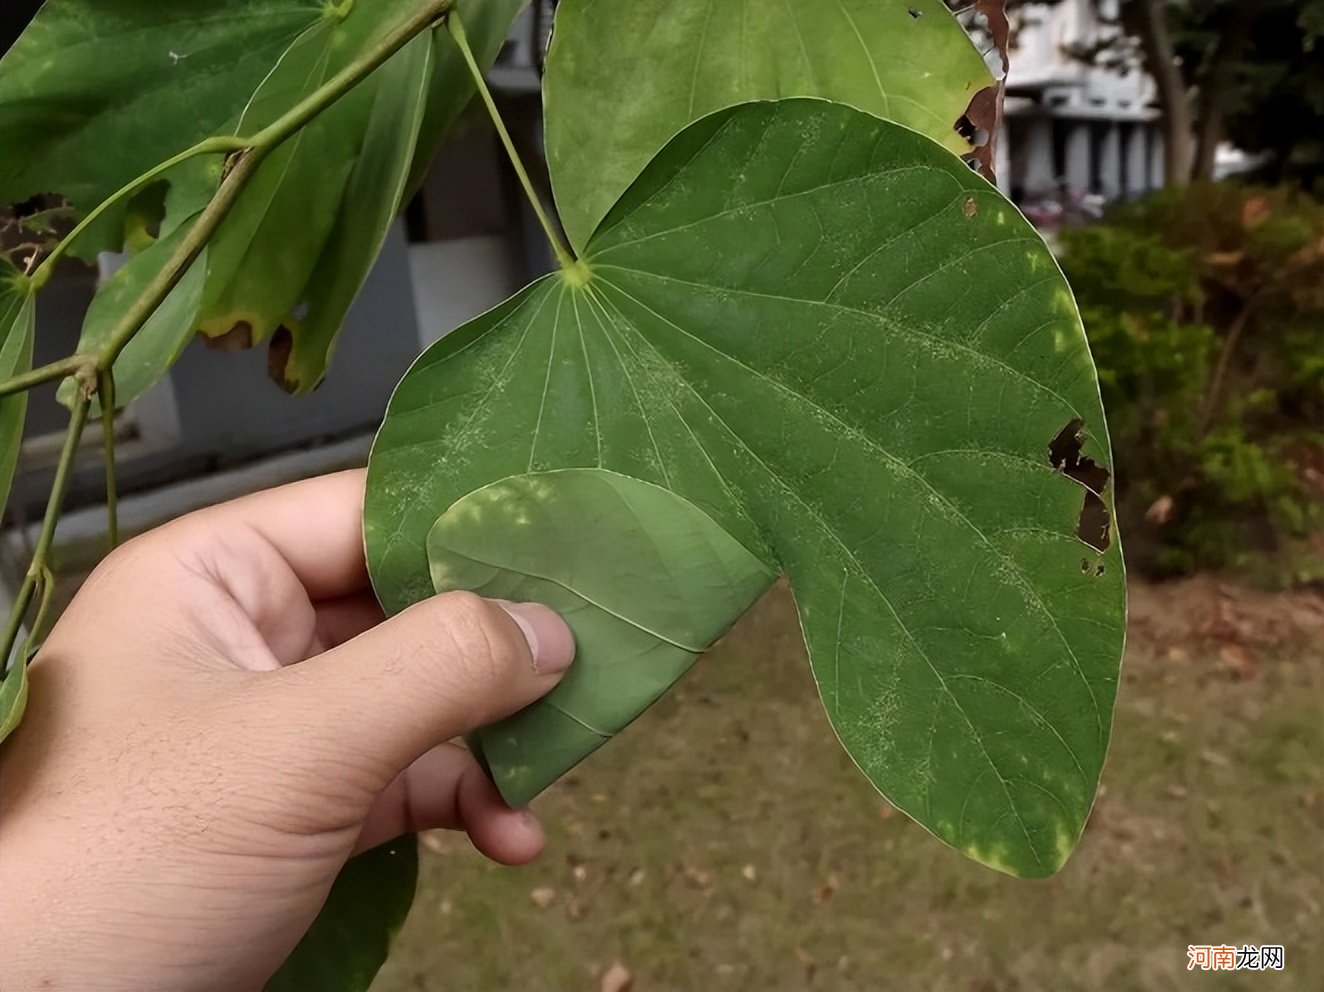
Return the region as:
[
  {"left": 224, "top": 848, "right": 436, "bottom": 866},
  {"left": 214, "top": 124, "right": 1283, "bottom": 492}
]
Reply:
[{"left": 1059, "top": 183, "right": 1324, "bottom": 585}]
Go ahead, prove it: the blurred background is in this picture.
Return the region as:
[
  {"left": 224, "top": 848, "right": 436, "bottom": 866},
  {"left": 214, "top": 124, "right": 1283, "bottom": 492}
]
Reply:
[{"left": 1, "top": 1, "right": 1320, "bottom": 990}]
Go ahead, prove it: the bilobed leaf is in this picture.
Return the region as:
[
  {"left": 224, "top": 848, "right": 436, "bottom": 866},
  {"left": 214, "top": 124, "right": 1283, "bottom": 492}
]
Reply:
[
  {"left": 263, "top": 838, "right": 417, "bottom": 992},
  {"left": 544, "top": 0, "right": 993, "bottom": 252},
  {"left": 429, "top": 469, "right": 774, "bottom": 805},
  {"left": 366, "top": 100, "right": 1125, "bottom": 878},
  {"left": 55, "top": 217, "right": 208, "bottom": 414},
  {"left": 0, "top": 264, "right": 35, "bottom": 512}
]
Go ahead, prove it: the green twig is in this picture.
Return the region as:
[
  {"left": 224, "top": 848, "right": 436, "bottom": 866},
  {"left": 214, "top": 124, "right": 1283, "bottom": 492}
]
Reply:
[
  {"left": 0, "top": 355, "right": 91, "bottom": 400},
  {"left": 0, "top": 391, "right": 91, "bottom": 667},
  {"left": 447, "top": 12, "right": 579, "bottom": 274},
  {"left": 0, "top": 0, "right": 463, "bottom": 668},
  {"left": 18, "top": 565, "right": 55, "bottom": 664},
  {"left": 98, "top": 368, "right": 119, "bottom": 549},
  {"left": 29, "top": 136, "right": 246, "bottom": 290}
]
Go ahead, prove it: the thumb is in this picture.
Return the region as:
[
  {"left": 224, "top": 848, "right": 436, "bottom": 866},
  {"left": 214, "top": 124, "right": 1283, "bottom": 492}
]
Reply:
[{"left": 254, "top": 592, "right": 574, "bottom": 789}]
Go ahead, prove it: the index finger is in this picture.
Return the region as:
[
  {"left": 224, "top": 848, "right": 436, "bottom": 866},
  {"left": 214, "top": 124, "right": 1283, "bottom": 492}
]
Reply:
[{"left": 168, "top": 468, "right": 372, "bottom": 601}]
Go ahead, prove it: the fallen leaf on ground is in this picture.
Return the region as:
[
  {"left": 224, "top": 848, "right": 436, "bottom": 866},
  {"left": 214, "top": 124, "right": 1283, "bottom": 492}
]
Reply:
[
  {"left": 600, "top": 961, "right": 633, "bottom": 992},
  {"left": 1219, "top": 643, "right": 1258, "bottom": 680},
  {"left": 682, "top": 865, "right": 713, "bottom": 890},
  {"left": 530, "top": 887, "right": 557, "bottom": 909},
  {"left": 812, "top": 872, "right": 842, "bottom": 905}
]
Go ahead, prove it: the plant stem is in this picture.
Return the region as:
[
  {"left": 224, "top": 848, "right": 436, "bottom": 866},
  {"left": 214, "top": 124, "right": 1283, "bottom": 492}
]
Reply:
[
  {"left": 0, "top": 0, "right": 462, "bottom": 666},
  {"left": 447, "top": 12, "right": 579, "bottom": 273},
  {"left": 246, "top": 0, "right": 455, "bottom": 153},
  {"left": 0, "top": 355, "right": 89, "bottom": 400},
  {"left": 29, "top": 136, "right": 246, "bottom": 290},
  {"left": 98, "top": 368, "right": 119, "bottom": 549},
  {"left": 0, "top": 391, "right": 91, "bottom": 666}
]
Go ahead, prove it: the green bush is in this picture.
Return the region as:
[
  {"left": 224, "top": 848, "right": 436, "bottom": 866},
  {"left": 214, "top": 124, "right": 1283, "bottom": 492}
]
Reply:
[{"left": 1059, "top": 183, "right": 1324, "bottom": 585}]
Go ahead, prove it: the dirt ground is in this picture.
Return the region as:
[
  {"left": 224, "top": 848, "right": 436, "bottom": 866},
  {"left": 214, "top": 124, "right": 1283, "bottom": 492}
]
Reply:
[{"left": 370, "top": 576, "right": 1324, "bottom": 992}]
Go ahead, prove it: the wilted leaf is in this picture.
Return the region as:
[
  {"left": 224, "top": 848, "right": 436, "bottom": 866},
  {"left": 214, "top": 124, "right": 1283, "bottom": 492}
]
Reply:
[
  {"left": 280, "top": 33, "right": 434, "bottom": 392},
  {"left": 544, "top": 0, "right": 993, "bottom": 250},
  {"left": 600, "top": 961, "right": 634, "bottom": 992},
  {"left": 2, "top": 0, "right": 523, "bottom": 392},
  {"left": 431, "top": 469, "right": 774, "bottom": 805},
  {"left": 529, "top": 886, "right": 557, "bottom": 908},
  {"left": 263, "top": 838, "right": 417, "bottom": 992},
  {"left": 366, "top": 99, "right": 1124, "bottom": 878}
]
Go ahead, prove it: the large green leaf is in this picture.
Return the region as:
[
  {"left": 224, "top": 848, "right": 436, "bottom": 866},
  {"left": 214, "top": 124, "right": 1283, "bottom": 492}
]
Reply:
[
  {"left": 366, "top": 100, "right": 1125, "bottom": 878},
  {"left": 264, "top": 838, "right": 418, "bottom": 992},
  {"left": 430, "top": 469, "right": 774, "bottom": 805},
  {"left": 544, "top": 0, "right": 994, "bottom": 252}
]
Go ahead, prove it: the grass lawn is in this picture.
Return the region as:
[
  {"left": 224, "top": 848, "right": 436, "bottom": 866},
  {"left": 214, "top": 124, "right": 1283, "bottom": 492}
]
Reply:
[{"left": 372, "top": 577, "right": 1323, "bottom": 992}]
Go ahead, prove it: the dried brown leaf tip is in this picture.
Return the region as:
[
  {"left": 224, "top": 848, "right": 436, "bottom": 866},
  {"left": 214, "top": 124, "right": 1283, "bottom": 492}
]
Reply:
[
  {"left": 1048, "top": 418, "right": 1112, "bottom": 553},
  {"left": 952, "top": 0, "right": 1009, "bottom": 183}
]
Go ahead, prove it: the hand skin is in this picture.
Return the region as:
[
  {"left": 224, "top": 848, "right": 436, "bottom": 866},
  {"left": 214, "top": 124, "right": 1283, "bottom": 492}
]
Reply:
[{"left": 0, "top": 469, "right": 575, "bottom": 991}]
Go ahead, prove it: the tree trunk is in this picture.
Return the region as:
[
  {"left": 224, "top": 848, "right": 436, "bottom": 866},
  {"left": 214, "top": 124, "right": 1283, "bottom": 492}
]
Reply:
[
  {"left": 1126, "top": 0, "right": 1193, "bottom": 186},
  {"left": 1191, "top": 0, "right": 1260, "bottom": 181}
]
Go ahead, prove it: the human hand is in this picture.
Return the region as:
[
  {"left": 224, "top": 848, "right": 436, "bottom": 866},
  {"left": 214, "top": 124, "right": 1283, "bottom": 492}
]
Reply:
[{"left": 0, "top": 469, "right": 574, "bottom": 991}]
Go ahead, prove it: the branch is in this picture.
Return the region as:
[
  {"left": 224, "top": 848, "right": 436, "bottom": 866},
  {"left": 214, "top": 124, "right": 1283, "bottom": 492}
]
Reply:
[
  {"left": 0, "top": 390, "right": 91, "bottom": 666},
  {"left": 0, "top": 0, "right": 459, "bottom": 666},
  {"left": 98, "top": 368, "right": 119, "bottom": 549}
]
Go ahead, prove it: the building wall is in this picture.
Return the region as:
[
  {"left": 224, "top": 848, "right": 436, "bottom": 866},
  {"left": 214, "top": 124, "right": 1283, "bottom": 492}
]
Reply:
[{"left": 997, "top": 0, "right": 1164, "bottom": 204}]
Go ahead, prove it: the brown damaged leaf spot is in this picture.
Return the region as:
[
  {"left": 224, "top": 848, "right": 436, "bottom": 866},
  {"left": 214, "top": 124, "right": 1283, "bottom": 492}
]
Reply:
[
  {"left": 1048, "top": 417, "right": 1112, "bottom": 553},
  {"left": 953, "top": 0, "right": 1008, "bottom": 183},
  {"left": 200, "top": 320, "right": 253, "bottom": 351},
  {"left": 267, "top": 324, "right": 298, "bottom": 394},
  {"left": 963, "top": 196, "right": 978, "bottom": 218}
]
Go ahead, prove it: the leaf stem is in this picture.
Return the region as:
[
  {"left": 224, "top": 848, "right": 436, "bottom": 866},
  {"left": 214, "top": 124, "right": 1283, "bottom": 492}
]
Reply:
[
  {"left": 447, "top": 12, "right": 579, "bottom": 274},
  {"left": 0, "top": 391, "right": 91, "bottom": 667},
  {"left": 98, "top": 368, "right": 119, "bottom": 549}
]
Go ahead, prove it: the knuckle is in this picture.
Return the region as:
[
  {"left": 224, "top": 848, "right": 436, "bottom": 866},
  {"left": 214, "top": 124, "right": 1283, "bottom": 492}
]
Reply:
[{"left": 426, "top": 592, "right": 523, "bottom": 687}]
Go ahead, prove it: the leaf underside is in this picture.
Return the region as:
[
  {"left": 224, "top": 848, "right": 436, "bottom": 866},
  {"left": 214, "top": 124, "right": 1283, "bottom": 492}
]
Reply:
[
  {"left": 366, "top": 99, "right": 1125, "bottom": 879},
  {"left": 429, "top": 469, "right": 774, "bottom": 806}
]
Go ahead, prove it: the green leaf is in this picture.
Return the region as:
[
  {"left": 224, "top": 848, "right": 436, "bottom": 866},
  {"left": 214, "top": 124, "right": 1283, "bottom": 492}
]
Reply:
[
  {"left": 2, "top": 0, "right": 524, "bottom": 387},
  {"left": 0, "top": 265, "right": 35, "bottom": 513},
  {"left": 544, "top": 0, "right": 994, "bottom": 252},
  {"left": 192, "top": 10, "right": 382, "bottom": 352},
  {"left": 429, "top": 469, "right": 774, "bottom": 806},
  {"left": 284, "top": 34, "right": 434, "bottom": 393},
  {"left": 55, "top": 217, "right": 208, "bottom": 414},
  {"left": 264, "top": 838, "right": 418, "bottom": 992},
  {"left": 0, "top": 0, "right": 315, "bottom": 254},
  {"left": 366, "top": 100, "right": 1125, "bottom": 878},
  {"left": 0, "top": 266, "right": 35, "bottom": 744}
]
